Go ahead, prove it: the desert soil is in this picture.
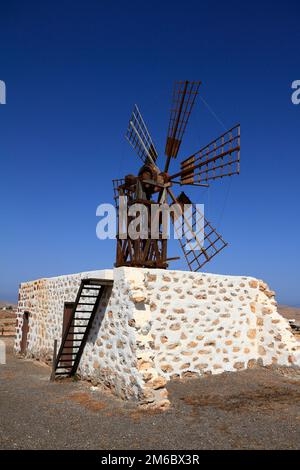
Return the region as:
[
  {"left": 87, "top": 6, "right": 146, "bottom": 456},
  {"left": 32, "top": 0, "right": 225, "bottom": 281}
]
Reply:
[
  {"left": 278, "top": 305, "right": 300, "bottom": 324},
  {"left": 0, "top": 338, "right": 300, "bottom": 450}
]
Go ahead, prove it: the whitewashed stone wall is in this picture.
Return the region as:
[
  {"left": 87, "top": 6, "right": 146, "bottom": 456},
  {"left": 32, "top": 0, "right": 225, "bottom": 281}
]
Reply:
[
  {"left": 15, "top": 270, "right": 113, "bottom": 361},
  {"left": 16, "top": 267, "right": 300, "bottom": 408}
]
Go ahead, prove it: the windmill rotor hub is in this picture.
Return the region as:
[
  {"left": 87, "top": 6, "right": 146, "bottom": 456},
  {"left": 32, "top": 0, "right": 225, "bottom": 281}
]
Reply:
[{"left": 136, "top": 164, "right": 168, "bottom": 194}]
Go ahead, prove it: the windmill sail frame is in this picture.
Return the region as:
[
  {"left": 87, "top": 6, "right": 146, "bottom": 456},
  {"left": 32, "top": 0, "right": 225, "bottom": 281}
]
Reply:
[{"left": 117, "top": 81, "right": 240, "bottom": 271}]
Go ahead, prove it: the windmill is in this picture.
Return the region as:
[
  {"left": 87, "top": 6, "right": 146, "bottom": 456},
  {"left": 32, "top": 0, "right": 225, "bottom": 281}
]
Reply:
[{"left": 113, "top": 81, "right": 240, "bottom": 272}]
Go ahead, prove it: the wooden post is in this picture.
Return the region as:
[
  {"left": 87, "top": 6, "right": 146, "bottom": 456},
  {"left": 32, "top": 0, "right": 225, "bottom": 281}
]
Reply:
[{"left": 50, "top": 339, "right": 57, "bottom": 382}]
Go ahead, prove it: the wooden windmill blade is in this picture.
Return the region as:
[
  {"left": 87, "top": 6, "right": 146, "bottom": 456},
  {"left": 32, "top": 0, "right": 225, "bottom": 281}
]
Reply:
[
  {"left": 168, "top": 189, "right": 227, "bottom": 271},
  {"left": 170, "top": 124, "right": 240, "bottom": 185},
  {"left": 112, "top": 177, "right": 138, "bottom": 213},
  {"left": 112, "top": 178, "right": 125, "bottom": 210},
  {"left": 164, "top": 81, "right": 201, "bottom": 169},
  {"left": 113, "top": 177, "right": 138, "bottom": 266},
  {"left": 125, "top": 104, "right": 158, "bottom": 165}
]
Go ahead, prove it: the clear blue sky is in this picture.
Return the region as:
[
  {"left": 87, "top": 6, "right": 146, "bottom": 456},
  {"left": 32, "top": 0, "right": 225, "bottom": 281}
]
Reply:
[{"left": 0, "top": 0, "right": 299, "bottom": 305}]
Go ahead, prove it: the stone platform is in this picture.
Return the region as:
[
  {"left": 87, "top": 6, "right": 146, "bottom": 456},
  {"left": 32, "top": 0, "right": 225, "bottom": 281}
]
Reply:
[{"left": 15, "top": 268, "right": 300, "bottom": 408}]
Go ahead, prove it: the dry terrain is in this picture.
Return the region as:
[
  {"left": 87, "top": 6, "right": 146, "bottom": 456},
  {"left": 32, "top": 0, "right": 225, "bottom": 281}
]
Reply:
[
  {"left": 0, "top": 338, "right": 300, "bottom": 450},
  {"left": 278, "top": 305, "right": 300, "bottom": 324},
  {"left": 0, "top": 301, "right": 17, "bottom": 337},
  {"left": 0, "top": 300, "right": 16, "bottom": 308}
]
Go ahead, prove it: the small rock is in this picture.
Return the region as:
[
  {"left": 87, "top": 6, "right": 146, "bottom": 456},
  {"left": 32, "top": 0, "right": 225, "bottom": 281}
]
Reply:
[
  {"left": 151, "top": 376, "right": 167, "bottom": 390},
  {"left": 234, "top": 361, "right": 244, "bottom": 370}
]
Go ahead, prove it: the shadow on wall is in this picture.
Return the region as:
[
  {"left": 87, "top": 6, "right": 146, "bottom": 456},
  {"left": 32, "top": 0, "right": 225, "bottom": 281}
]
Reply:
[{"left": 87, "top": 286, "right": 113, "bottom": 346}]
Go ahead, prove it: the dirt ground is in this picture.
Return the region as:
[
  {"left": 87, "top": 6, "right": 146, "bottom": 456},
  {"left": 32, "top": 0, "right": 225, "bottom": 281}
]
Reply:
[
  {"left": 278, "top": 305, "right": 300, "bottom": 324},
  {"left": 0, "top": 338, "right": 300, "bottom": 450}
]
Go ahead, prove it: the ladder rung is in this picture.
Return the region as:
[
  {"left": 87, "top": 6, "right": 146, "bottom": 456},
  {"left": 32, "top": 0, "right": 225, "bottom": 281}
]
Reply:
[
  {"left": 67, "top": 333, "right": 86, "bottom": 337},
  {"left": 82, "top": 291, "right": 100, "bottom": 294},
  {"left": 75, "top": 310, "right": 93, "bottom": 313},
  {"left": 82, "top": 285, "right": 101, "bottom": 289},
  {"left": 64, "top": 340, "right": 82, "bottom": 343},
  {"left": 73, "top": 318, "right": 90, "bottom": 321},
  {"left": 78, "top": 302, "right": 95, "bottom": 306},
  {"left": 86, "top": 279, "right": 112, "bottom": 286},
  {"left": 68, "top": 327, "right": 87, "bottom": 331},
  {"left": 71, "top": 324, "right": 88, "bottom": 328},
  {"left": 80, "top": 295, "right": 98, "bottom": 298},
  {"left": 67, "top": 332, "right": 85, "bottom": 336}
]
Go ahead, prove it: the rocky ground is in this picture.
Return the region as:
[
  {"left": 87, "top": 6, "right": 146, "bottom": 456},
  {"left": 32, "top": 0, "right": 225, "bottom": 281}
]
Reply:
[
  {"left": 0, "top": 338, "right": 300, "bottom": 450},
  {"left": 279, "top": 305, "right": 300, "bottom": 324},
  {"left": 0, "top": 300, "right": 17, "bottom": 336},
  {"left": 278, "top": 305, "right": 300, "bottom": 338},
  {"left": 0, "top": 309, "right": 16, "bottom": 336}
]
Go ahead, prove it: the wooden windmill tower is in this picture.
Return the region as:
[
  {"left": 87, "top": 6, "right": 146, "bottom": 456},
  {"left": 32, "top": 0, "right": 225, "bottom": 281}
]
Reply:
[{"left": 113, "top": 81, "right": 240, "bottom": 271}]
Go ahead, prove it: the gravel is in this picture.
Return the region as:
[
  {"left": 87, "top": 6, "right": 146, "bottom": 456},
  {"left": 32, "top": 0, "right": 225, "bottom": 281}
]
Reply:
[{"left": 1, "top": 338, "right": 299, "bottom": 450}]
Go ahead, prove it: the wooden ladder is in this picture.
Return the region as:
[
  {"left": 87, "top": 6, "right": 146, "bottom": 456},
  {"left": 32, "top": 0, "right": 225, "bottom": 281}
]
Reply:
[{"left": 54, "top": 278, "right": 113, "bottom": 378}]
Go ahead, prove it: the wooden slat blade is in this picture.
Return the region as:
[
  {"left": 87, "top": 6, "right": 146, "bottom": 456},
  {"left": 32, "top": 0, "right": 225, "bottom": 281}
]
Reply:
[
  {"left": 169, "top": 190, "right": 227, "bottom": 271},
  {"left": 125, "top": 105, "right": 158, "bottom": 164},
  {"left": 112, "top": 178, "right": 125, "bottom": 210},
  {"left": 165, "top": 81, "right": 201, "bottom": 159},
  {"left": 175, "top": 124, "right": 240, "bottom": 184}
]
